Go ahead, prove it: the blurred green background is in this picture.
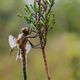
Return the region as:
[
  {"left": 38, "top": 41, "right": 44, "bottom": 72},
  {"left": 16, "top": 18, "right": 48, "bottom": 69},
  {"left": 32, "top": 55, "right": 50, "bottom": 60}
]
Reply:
[{"left": 0, "top": 0, "right": 80, "bottom": 80}]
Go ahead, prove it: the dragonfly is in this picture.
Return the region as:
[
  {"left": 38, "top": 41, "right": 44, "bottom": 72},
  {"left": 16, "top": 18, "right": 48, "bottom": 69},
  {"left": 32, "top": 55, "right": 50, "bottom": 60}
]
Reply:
[
  {"left": 8, "top": 27, "right": 40, "bottom": 80},
  {"left": 8, "top": 35, "right": 31, "bottom": 60}
]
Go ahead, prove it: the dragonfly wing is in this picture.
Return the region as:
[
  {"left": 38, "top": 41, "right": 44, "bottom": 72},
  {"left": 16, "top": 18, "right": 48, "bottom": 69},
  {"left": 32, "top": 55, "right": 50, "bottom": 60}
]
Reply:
[
  {"left": 16, "top": 50, "right": 19, "bottom": 61},
  {"left": 16, "top": 50, "right": 22, "bottom": 61},
  {"left": 9, "top": 35, "right": 16, "bottom": 48},
  {"left": 25, "top": 44, "right": 32, "bottom": 54}
]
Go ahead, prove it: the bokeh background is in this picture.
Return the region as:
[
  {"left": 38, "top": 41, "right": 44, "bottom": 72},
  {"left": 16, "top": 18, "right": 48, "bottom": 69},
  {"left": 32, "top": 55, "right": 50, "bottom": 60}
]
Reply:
[{"left": 0, "top": 0, "right": 80, "bottom": 80}]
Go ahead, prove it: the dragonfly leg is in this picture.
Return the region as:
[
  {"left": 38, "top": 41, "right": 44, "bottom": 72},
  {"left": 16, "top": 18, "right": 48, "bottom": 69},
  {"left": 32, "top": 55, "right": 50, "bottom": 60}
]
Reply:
[
  {"left": 10, "top": 48, "right": 14, "bottom": 56},
  {"left": 28, "top": 41, "right": 41, "bottom": 49}
]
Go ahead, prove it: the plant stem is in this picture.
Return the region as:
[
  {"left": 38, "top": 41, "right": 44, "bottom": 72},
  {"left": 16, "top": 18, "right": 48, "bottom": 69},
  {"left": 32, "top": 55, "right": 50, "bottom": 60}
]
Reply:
[
  {"left": 41, "top": 47, "right": 51, "bottom": 80},
  {"left": 21, "top": 50, "right": 27, "bottom": 80}
]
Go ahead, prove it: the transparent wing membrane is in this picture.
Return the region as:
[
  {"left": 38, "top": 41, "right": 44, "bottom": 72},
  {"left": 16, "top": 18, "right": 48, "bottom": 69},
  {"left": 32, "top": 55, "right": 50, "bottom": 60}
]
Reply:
[
  {"left": 25, "top": 44, "right": 32, "bottom": 54},
  {"left": 16, "top": 50, "right": 22, "bottom": 61},
  {"left": 9, "top": 35, "right": 16, "bottom": 48}
]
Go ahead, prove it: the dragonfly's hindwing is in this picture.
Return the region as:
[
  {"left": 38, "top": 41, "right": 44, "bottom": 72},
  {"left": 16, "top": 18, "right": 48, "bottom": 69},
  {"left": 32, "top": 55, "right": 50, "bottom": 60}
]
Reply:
[
  {"left": 16, "top": 50, "right": 22, "bottom": 61},
  {"left": 25, "top": 44, "right": 31, "bottom": 54},
  {"left": 9, "top": 35, "right": 16, "bottom": 48}
]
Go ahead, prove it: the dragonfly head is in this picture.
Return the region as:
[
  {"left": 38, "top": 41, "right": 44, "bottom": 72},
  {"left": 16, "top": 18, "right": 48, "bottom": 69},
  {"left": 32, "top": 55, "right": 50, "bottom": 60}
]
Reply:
[{"left": 21, "top": 27, "right": 29, "bottom": 35}]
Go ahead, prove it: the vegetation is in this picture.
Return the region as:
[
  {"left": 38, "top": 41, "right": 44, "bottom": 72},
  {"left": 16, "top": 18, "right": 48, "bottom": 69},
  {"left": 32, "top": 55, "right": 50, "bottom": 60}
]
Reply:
[
  {"left": 0, "top": 0, "right": 80, "bottom": 80},
  {"left": 18, "top": 0, "right": 55, "bottom": 80}
]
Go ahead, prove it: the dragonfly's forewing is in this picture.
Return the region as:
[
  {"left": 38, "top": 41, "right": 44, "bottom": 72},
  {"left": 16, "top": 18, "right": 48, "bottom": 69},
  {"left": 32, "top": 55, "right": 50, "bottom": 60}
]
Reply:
[{"left": 9, "top": 35, "right": 16, "bottom": 48}]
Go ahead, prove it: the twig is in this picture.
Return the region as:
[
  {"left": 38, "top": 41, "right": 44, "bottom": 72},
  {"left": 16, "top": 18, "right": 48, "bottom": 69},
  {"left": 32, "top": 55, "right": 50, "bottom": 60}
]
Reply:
[
  {"left": 47, "top": 0, "right": 55, "bottom": 16},
  {"left": 41, "top": 46, "right": 51, "bottom": 80}
]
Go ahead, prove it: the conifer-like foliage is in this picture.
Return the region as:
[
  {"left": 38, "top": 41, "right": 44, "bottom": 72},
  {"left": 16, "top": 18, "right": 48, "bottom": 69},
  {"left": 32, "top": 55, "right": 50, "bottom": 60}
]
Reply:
[
  {"left": 18, "top": 0, "right": 55, "bottom": 44},
  {"left": 18, "top": 0, "right": 55, "bottom": 80}
]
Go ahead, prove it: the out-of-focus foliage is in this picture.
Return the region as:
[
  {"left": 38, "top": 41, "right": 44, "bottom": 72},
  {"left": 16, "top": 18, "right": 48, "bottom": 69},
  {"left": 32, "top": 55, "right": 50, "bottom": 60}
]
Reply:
[
  {"left": 0, "top": 0, "right": 80, "bottom": 80},
  {"left": 0, "top": 0, "right": 24, "bottom": 53},
  {"left": 54, "top": 0, "right": 80, "bottom": 34}
]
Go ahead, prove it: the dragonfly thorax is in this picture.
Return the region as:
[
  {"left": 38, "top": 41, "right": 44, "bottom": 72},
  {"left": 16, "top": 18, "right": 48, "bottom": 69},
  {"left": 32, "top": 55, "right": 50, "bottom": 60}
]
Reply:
[{"left": 16, "top": 33, "right": 28, "bottom": 50}]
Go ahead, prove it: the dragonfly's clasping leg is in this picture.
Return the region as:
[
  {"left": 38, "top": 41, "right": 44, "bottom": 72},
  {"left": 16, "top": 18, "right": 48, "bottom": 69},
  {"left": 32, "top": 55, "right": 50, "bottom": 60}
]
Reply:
[{"left": 10, "top": 48, "right": 14, "bottom": 56}]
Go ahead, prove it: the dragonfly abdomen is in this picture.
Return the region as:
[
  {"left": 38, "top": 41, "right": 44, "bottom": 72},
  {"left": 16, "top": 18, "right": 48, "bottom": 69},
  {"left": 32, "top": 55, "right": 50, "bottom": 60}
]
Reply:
[{"left": 21, "top": 50, "right": 27, "bottom": 80}]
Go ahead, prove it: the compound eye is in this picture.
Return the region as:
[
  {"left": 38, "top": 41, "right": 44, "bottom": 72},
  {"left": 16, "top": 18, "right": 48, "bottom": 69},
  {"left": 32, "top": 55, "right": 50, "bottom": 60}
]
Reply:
[{"left": 21, "top": 27, "right": 28, "bottom": 33}]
